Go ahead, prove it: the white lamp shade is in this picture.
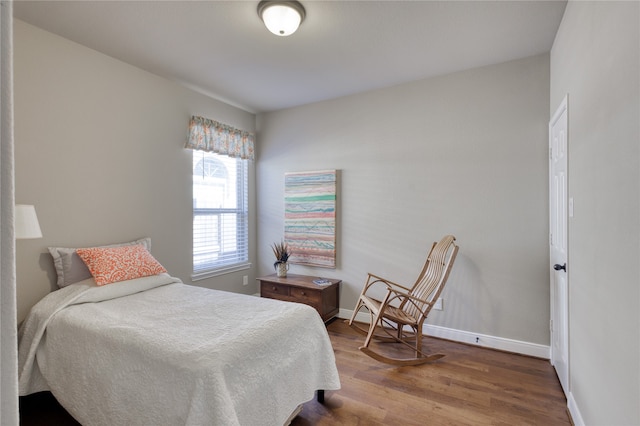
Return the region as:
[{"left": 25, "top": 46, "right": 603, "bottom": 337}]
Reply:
[
  {"left": 260, "top": 3, "right": 303, "bottom": 36},
  {"left": 15, "top": 204, "right": 43, "bottom": 239}
]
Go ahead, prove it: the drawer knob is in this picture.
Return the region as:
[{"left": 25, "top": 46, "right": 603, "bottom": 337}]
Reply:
[
  {"left": 301, "top": 291, "right": 306, "bottom": 295},
  {"left": 272, "top": 286, "right": 277, "bottom": 291}
]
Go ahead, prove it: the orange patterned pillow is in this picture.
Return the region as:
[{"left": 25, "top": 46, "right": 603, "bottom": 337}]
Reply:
[{"left": 76, "top": 244, "right": 167, "bottom": 286}]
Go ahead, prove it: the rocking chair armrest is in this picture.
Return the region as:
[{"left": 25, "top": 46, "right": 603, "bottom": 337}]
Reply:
[{"left": 366, "top": 273, "right": 412, "bottom": 292}]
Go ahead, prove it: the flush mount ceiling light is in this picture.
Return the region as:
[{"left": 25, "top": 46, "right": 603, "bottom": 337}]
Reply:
[{"left": 257, "top": 1, "right": 306, "bottom": 36}]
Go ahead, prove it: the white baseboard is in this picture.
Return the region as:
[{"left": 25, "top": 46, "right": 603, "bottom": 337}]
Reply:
[
  {"left": 338, "top": 308, "right": 550, "bottom": 359},
  {"left": 567, "top": 392, "right": 584, "bottom": 426}
]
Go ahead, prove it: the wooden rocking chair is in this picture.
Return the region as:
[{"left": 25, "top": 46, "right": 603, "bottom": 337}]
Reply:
[{"left": 347, "top": 235, "right": 459, "bottom": 366}]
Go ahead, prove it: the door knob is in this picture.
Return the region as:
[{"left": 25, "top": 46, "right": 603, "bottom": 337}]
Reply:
[{"left": 553, "top": 263, "right": 567, "bottom": 272}]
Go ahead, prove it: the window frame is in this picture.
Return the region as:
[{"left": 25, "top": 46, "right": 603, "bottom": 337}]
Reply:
[{"left": 191, "top": 151, "right": 250, "bottom": 281}]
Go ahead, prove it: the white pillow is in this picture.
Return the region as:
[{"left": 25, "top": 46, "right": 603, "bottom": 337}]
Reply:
[{"left": 48, "top": 237, "right": 151, "bottom": 288}]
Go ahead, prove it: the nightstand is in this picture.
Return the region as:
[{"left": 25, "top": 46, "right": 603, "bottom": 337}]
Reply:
[{"left": 257, "top": 274, "right": 341, "bottom": 322}]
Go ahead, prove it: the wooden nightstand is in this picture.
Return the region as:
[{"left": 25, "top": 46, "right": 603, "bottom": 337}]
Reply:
[{"left": 257, "top": 274, "right": 341, "bottom": 322}]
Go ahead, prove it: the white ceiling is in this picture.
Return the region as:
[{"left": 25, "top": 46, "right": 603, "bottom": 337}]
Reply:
[{"left": 13, "top": 0, "right": 567, "bottom": 113}]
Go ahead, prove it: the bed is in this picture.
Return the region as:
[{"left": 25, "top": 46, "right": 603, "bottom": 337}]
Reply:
[{"left": 18, "top": 243, "right": 340, "bottom": 426}]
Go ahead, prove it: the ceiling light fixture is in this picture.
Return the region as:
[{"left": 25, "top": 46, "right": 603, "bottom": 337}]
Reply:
[{"left": 257, "top": 1, "right": 306, "bottom": 37}]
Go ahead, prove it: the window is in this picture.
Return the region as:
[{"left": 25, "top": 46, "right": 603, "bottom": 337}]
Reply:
[{"left": 192, "top": 151, "right": 249, "bottom": 279}]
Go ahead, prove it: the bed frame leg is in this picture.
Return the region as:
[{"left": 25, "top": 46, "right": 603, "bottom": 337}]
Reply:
[{"left": 316, "top": 390, "right": 325, "bottom": 403}]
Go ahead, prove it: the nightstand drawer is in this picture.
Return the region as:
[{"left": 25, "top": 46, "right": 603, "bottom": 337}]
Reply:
[
  {"left": 261, "top": 282, "right": 290, "bottom": 298},
  {"left": 290, "top": 287, "right": 321, "bottom": 304}
]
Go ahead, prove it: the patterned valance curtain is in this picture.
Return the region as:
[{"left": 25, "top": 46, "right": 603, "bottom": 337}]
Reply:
[{"left": 185, "top": 116, "right": 255, "bottom": 160}]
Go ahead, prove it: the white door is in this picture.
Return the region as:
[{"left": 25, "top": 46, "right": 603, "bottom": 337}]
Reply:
[{"left": 549, "top": 95, "right": 569, "bottom": 395}]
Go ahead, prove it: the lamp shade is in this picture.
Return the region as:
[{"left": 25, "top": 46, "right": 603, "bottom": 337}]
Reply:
[
  {"left": 258, "top": 1, "right": 305, "bottom": 36},
  {"left": 15, "top": 204, "right": 43, "bottom": 239}
]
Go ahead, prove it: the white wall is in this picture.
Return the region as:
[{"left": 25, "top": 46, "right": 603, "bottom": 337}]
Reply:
[
  {"left": 257, "top": 54, "right": 551, "bottom": 347},
  {"left": 14, "top": 20, "right": 257, "bottom": 323},
  {"left": 550, "top": 1, "right": 640, "bottom": 424}
]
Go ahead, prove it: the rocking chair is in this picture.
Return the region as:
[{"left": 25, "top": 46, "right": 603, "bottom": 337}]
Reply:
[{"left": 347, "top": 235, "right": 459, "bottom": 366}]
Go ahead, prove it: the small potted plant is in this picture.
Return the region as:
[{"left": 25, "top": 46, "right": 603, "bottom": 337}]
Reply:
[{"left": 271, "top": 240, "right": 291, "bottom": 277}]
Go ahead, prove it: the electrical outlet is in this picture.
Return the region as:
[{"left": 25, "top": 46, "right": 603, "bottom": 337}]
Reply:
[
  {"left": 433, "top": 297, "right": 443, "bottom": 310},
  {"left": 242, "top": 275, "right": 248, "bottom": 286}
]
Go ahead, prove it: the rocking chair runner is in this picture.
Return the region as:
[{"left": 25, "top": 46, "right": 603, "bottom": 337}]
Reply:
[{"left": 347, "top": 235, "right": 459, "bottom": 366}]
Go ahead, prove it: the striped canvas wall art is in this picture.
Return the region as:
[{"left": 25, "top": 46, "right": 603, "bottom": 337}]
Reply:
[{"left": 284, "top": 170, "right": 336, "bottom": 268}]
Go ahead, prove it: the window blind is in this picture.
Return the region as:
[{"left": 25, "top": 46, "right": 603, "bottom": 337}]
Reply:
[{"left": 192, "top": 151, "right": 249, "bottom": 278}]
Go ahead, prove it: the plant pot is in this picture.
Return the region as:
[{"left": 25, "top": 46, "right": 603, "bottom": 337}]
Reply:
[{"left": 275, "top": 262, "right": 289, "bottom": 277}]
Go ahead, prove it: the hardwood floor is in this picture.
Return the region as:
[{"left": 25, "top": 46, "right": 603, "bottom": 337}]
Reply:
[
  {"left": 20, "top": 319, "right": 570, "bottom": 425},
  {"left": 292, "top": 320, "right": 570, "bottom": 426}
]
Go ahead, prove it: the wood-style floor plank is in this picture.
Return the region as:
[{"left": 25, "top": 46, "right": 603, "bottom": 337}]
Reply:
[{"left": 291, "top": 319, "right": 570, "bottom": 426}]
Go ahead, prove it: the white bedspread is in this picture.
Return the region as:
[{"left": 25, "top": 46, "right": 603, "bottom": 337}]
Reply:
[{"left": 18, "top": 274, "right": 340, "bottom": 426}]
